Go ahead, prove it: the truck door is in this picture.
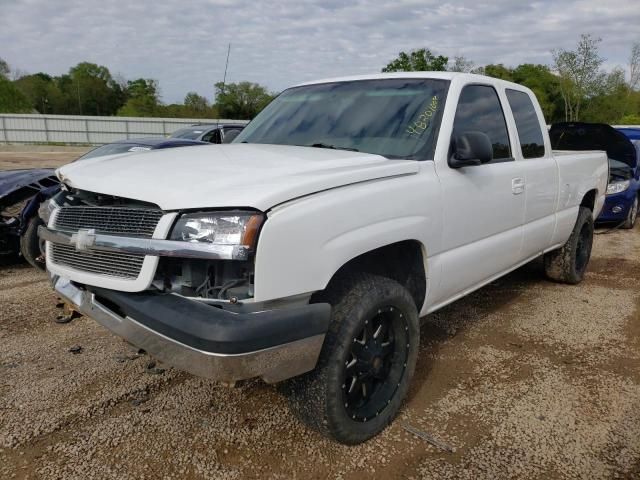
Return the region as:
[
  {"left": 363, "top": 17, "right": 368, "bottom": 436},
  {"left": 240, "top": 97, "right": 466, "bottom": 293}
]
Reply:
[
  {"left": 433, "top": 84, "right": 525, "bottom": 304},
  {"left": 505, "top": 89, "right": 558, "bottom": 258}
]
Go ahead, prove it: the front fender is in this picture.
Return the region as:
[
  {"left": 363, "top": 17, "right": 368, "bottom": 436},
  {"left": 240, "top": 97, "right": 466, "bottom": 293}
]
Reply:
[{"left": 252, "top": 167, "right": 442, "bottom": 303}]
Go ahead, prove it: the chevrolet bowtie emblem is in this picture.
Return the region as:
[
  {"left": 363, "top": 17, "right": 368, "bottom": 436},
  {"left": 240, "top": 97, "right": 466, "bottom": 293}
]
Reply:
[{"left": 70, "top": 229, "right": 97, "bottom": 252}]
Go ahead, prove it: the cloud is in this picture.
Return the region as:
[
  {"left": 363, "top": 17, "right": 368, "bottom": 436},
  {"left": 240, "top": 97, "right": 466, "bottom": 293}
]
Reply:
[{"left": 0, "top": 0, "right": 638, "bottom": 103}]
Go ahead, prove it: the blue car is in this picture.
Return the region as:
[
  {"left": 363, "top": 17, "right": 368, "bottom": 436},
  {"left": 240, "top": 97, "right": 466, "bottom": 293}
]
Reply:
[
  {"left": 76, "top": 137, "right": 208, "bottom": 161},
  {"left": 550, "top": 123, "right": 639, "bottom": 229},
  {"left": 616, "top": 127, "right": 640, "bottom": 142},
  {"left": 0, "top": 137, "right": 207, "bottom": 269}
]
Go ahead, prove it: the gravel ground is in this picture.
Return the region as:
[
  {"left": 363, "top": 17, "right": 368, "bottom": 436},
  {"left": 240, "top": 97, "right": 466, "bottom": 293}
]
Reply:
[
  {"left": 1, "top": 151, "right": 639, "bottom": 479},
  {"left": 0, "top": 147, "right": 88, "bottom": 170}
]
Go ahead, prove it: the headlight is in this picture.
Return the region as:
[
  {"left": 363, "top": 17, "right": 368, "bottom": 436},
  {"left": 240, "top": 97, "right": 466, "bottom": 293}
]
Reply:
[
  {"left": 607, "top": 180, "right": 630, "bottom": 195},
  {"left": 170, "top": 211, "right": 263, "bottom": 260}
]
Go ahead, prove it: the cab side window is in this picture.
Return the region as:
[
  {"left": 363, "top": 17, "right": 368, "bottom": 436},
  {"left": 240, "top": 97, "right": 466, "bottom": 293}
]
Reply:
[
  {"left": 506, "top": 89, "right": 546, "bottom": 158},
  {"left": 453, "top": 85, "right": 512, "bottom": 161}
]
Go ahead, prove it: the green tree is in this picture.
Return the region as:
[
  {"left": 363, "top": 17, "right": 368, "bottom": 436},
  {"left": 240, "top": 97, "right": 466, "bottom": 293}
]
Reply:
[
  {"left": 552, "top": 34, "right": 605, "bottom": 121},
  {"left": 0, "top": 75, "right": 32, "bottom": 113},
  {"left": 582, "top": 68, "right": 634, "bottom": 123},
  {"left": 117, "top": 78, "right": 160, "bottom": 117},
  {"left": 382, "top": 48, "right": 448, "bottom": 72},
  {"left": 52, "top": 74, "right": 81, "bottom": 114},
  {"left": 159, "top": 102, "right": 218, "bottom": 119},
  {"left": 126, "top": 78, "right": 159, "bottom": 101},
  {"left": 620, "top": 113, "right": 640, "bottom": 124},
  {"left": 14, "top": 72, "right": 65, "bottom": 113},
  {"left": 0, "top": 57, "right": 9, "bottom": 79},
  {"left": 184, "top": 92, "right": 209, "bottom": 113},
  {"left": 448, "top": 56, "right": 474, "bottom": 73},
  {"left": 66, "top": 62, "right": 125, "bottom": 115},
  {"left": 629, "top": 41, "right": 640, "bottom": 91},
  {"left": 476, "top": 64, "right": 514, "bottom": 80},
  {"left": 117, "top": 97, "right": 159, "bottom": 117},
  {"left": 214, "top": 81, "right": 273, "bottom": 119}
]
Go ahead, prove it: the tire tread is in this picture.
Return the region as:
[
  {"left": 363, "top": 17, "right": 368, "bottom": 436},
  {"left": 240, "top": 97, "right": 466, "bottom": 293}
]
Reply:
[{"left": 283, "top": 272, "right": 419, "bottom": 444}]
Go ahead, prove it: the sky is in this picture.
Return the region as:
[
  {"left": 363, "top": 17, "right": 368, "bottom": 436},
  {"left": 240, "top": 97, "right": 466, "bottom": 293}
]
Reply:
[{"left": 1, "top": 0, "right": 639, "bottom": 104}]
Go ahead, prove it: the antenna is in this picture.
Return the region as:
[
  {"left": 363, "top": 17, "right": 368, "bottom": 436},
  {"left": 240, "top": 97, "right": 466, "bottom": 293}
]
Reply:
[
  {"left": 218, "top": 43, "right": 231, "bottom": 131},
  {"left": 222, "top": 43, "right": 231, "bottom": 94}
]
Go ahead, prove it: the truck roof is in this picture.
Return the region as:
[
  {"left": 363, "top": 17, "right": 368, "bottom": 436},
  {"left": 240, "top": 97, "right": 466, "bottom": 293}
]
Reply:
[{"left": 293, "top": 72, "right": 527, "bottom": 91}]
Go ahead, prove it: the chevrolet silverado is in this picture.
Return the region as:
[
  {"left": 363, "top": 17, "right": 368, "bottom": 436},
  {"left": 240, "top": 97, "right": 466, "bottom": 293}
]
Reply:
[{"left": 40, "top": 72, "right": 608, "bottom": 444}]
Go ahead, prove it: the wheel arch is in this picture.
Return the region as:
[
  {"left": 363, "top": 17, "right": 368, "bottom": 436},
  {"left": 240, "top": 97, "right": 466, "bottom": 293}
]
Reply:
[
  {"left": 580, "top": 188, "right": 597, "bottom": 212},
  {"left": 316, "top": 239, "right": 428, "bottom": 313}
]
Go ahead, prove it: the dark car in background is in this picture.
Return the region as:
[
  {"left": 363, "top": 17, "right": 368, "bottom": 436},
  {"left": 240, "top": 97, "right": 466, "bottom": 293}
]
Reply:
[
  {"left": 77, "top": 137, "right": 207, "bottom": 161},
  {"left": 0, "top": 137, "right": 208, "bottom": 269},
  {"left": 550, "top": 122, "right": 639, "bottom": 229},
  {"left": 0, "top": 169, "right": 59, "bottom": 264},
  {"left": 170, "top": 123, "right": 246, "bottom": 144}
]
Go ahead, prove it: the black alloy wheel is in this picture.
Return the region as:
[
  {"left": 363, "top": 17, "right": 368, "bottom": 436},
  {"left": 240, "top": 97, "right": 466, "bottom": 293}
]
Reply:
[
  {"left": 283, "top": 273, "right": 420, "bottom": 444},
  {"left": 342, "top": 306, "right": 409, "bottom": 422}
]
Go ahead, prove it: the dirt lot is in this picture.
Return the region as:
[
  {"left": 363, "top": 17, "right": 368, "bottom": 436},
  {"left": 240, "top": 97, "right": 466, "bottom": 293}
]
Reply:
[
  {"left": 1, "top": 150, "right": 639, "bottom": 479},
  {"left": 0, "top": 146, "right": 88, "bottom": 170}
]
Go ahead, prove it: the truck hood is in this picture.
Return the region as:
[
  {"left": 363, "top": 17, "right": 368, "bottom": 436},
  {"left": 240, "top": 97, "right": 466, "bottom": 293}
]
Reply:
[{"left": 56, "top": 144, "right": 419, "bottom": 211}]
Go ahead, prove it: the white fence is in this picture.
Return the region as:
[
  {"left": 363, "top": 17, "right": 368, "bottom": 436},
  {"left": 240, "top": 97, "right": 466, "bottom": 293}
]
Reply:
[
  {"left": 1, "top": 114, "right": 637, "bottom": 146},
  {"left": 0, "top": 114, "right": 248, "bottom": 145}
]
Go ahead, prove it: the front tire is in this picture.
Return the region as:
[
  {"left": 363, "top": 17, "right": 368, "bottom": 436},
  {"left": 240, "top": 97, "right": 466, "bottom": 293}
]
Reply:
[
  {"left": 622, "top": 196, "right": 638, "bottom": 229},
  {"left": 20, "top": 215, "right": 46, "bottom": 271},
  {"left": 283, "top": 273, "right": 419, "bottom": 444},
  {"left": 544, "top": 206, "right": 594, "bottom": 284}
]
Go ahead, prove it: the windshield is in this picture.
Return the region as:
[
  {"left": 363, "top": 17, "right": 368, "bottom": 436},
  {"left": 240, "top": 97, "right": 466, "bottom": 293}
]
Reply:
[
  {"left": 76, "top": 143, "right": 151, "bottom": 161},
  {"left": 171, "top": 128, "right": 205, "bottom": 140},
  {"left": 234, "top": 78, "right": 450, "bottom": 160}
]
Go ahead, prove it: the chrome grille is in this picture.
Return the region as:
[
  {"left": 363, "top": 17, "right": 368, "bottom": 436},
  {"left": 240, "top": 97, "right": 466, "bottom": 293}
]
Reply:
[
  {"left": 51, "top": 244, "right": 144, "bottom": 279},
  {"left": 53, "top": 206, "right": 163, "bottom": 238}
]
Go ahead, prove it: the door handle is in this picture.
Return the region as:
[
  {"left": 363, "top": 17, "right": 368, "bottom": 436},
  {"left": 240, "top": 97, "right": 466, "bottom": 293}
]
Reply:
[{"left": 512, "top": 177, "right": 525, "bottom": 195}]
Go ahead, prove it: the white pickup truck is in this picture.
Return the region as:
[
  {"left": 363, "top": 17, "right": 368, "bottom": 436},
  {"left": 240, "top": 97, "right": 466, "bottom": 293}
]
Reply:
[{"left": 41, "top": 72, "right": 608, "bottom": 444}]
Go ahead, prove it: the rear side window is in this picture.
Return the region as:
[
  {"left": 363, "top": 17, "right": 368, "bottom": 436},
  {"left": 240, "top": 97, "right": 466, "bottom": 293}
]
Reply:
[
  {"left": 453, "top": 85, "right": 511, "bottom": 161},
  {"left": 506, "top": 89, "right": 546, "bottom": 158}
]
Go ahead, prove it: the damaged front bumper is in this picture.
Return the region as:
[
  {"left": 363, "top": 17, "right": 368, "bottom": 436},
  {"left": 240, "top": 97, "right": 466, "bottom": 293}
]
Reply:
[{"left": 53, "top": 276, "right": 331, "bottom": 383}]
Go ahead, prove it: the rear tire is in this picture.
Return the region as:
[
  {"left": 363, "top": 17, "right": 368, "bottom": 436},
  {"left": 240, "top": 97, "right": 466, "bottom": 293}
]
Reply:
[
  {"left": 20, "top": 215, "right": 45, "bottom": 271},
  {"left": 622, "top": 196, "right": 638, "bottom": 229},
  {"left": 544, "top": 206, "right": 593, "bottom": 284},
  {"left": 283, "top": 273, "right": 419, "bottom": 444}
]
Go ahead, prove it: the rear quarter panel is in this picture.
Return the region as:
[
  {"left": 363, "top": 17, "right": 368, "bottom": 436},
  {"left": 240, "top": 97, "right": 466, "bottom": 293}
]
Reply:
[{"left": 551, "top": 150, "right": 608, "bottom": 246}]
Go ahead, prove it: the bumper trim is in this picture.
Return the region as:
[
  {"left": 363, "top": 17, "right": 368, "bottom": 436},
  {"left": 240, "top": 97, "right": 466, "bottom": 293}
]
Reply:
[
  {"left": 54, "top": 277, "right": 327, "bottom": 383},
  {"left": 39, "top": 225, "right": 250, "bottom": 260}
]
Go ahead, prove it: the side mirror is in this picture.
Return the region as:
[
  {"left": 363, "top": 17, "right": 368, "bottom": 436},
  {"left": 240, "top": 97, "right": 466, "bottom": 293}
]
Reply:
[{"left": 449, "top": 131, "right": 493, "bottom": 168}]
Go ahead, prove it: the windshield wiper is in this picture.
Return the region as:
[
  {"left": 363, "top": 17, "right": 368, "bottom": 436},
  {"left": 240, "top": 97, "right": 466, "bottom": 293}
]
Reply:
[{"left": 307, "top": 143, "right": 359, "bottom": 152}]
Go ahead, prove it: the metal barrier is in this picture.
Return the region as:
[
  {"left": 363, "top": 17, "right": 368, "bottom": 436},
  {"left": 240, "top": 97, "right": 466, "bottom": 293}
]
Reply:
[
  {"left": 2, "top": 114, "right": 636, "bottom": 146},
  {"left": 0, "top": 114, "right": 247, "bottom": 145}
]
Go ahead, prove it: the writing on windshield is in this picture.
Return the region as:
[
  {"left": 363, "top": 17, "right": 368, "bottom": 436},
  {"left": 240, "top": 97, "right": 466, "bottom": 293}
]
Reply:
[{"left": 235, "top": 78, "right": 450, "bottom": 160}]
